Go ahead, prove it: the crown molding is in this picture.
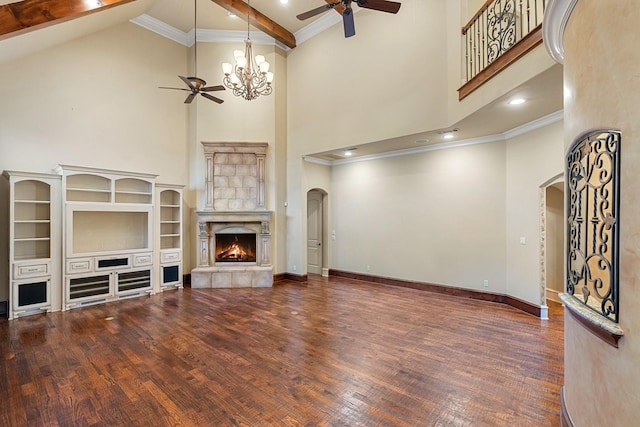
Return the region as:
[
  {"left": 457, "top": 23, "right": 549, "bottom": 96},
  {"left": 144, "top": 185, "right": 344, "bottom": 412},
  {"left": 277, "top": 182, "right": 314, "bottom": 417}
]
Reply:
[
  {"left": 130, "top": 14, "right": 190, "bottom": 46},
  {"left": 503, "top": 109, "right": 564, "bottom": 139},
  {"left": 306, "top": 110, "right": 564, "bottom": 166},
  {"left": 130, "top": 14, "right": 286, "bottom": 49},
  {"left": 131, "top": 8, "right": 349, "bottom": 50},
  {"left": 543, "top": 0, "right": 579, "bottom": 64},
  {"left": 294, "top": 11, "right": 343, "bottom": 46},
  {"left": 197, "top": 28, "right": 280, "bottom": 47}
]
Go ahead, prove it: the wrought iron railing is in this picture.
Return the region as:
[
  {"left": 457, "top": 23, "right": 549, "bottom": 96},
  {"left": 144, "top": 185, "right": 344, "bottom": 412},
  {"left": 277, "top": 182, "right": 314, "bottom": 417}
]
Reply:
[{"left": 462, "top": 0, "right": 546, "bottom": 85}]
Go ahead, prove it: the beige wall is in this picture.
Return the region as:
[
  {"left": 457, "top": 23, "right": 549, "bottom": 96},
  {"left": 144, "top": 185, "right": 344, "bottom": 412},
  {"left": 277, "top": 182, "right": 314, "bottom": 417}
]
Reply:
[
  {"left": 288, "top": 0, "right": 449, "bottom": 155},
  {"left": 562, "top": 0, "right": 640, "bottom": 424},
  {"left": 505, "top": 120, "right": 564, "bottom": 303},
  {"left": 0, "top": 23, "right": 188, "bottom": 181},
  {"left": 330, "top": 141, "right": 507, "bottom": 292}
]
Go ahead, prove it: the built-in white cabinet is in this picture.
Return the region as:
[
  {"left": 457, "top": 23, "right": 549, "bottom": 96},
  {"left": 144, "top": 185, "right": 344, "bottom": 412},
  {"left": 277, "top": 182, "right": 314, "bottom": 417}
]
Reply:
[
  {"left": 56, "top": 165, "right": 157, "bottom": 310},
  {"left": 2, "top": 171, "right": 62, "bottom": 319},
  {"left": 155, "top": 184, "right": 184, "bottom": 291},
  {"left": 2, "top": 165, "right": 185, "bottom": 318}
]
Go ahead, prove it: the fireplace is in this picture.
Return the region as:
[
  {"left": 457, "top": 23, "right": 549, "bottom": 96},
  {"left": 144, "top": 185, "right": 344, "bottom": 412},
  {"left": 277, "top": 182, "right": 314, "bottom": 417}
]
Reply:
[
  {"left": 191, "top": 141, "right": 273, "bottom": 288},
  {"left": 215, "top": 233, "right": 256, "bottom": 263}
]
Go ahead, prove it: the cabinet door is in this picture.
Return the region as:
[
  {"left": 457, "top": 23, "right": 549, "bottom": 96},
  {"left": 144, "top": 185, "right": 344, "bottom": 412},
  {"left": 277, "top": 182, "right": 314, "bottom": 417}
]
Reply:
[
  {"left": 67, "top": 274, "right": 112, "bottom": 302},
  {"left": 117, "top": 269, "right": 151, "bottom": 294}
]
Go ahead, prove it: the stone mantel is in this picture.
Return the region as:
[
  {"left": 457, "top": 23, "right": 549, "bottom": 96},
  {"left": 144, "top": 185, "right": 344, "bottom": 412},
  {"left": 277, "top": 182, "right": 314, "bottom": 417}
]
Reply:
[{"left": 195, "top": 210, "right": 272, "bottom": 224}]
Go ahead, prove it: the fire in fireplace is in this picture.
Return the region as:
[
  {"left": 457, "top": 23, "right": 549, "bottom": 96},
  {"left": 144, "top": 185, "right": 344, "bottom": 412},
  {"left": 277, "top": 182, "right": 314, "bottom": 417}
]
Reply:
[{"left": 215, "top": 233, "right": 257, "bottom": 262}]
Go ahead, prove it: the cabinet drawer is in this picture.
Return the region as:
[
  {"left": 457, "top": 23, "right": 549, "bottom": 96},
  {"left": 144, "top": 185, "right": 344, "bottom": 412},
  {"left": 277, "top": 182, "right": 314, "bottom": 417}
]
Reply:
[
  {"left": 161, "top": 251, "right": 181, "bottom": 263},
  {"left": 14, "top": 262, "right": 49, "bottom": 279},
  {"left": 133, "top": 253, "right": 152, "bottom": 267},
  {"left": 66, "top": 258, "right": 93, "bottom": 274}
]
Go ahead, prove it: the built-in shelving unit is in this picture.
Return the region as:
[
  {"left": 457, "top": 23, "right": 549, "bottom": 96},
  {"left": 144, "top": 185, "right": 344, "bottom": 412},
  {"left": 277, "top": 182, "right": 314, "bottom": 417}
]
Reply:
[
  {"left": 1, "top": 165, "right": 184, "bottom": 318},
  {"left": 56, "top": 165, "right": 157, "bottom": 310},
  {"left": 2, "top": 171, "right": 62, "bottom": 319},
  {"left": 155, "top": 184, "right": 184, "bottom": 291}
]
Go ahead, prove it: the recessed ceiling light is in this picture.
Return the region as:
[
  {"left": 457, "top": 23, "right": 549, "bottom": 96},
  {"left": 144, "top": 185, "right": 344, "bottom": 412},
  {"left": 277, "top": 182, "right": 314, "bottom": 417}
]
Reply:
[
  {"left": 508, "top": 98, "right": 526, "bottom": 105},
  {"left": 443, "top": 133, "right": 455, "bottom": 140},
  {"left": 280, "top": 0, "right": 289, "bottom": 3},
  {"left": 228, "top": 11, "right": 236, "bottom": 17},
  {"left": 344, "top": 148, "right": 357, "bottom": 157}
]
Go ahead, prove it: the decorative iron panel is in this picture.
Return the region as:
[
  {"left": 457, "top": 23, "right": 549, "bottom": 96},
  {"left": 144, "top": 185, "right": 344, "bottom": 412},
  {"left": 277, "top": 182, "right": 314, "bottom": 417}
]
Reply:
[
  {"left": 566, "top": 130, "right": 620, "bottom": 323},
  {"left": 487, "top": 0, "right": 517, "bottom": 64}
]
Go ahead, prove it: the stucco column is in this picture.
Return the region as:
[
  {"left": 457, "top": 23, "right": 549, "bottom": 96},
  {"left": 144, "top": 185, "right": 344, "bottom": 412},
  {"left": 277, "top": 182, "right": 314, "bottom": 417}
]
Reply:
[{"left": 550, "top": 0, "right": 640, "bottom": 424}]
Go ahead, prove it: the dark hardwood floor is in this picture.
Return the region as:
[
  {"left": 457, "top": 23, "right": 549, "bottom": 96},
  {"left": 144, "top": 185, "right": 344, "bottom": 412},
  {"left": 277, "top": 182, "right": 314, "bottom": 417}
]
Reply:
[{"left": 0, "top": 276, "right": 564, "bottom": 426}]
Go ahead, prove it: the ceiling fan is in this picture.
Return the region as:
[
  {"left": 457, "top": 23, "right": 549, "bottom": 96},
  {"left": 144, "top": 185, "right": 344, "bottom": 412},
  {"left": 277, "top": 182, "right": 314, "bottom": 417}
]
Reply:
[
  {"left": 160, "top": 76, "right": 225, "bottom": 104},
  {"left": 297, "top": 0, "right": 401, "bottom": 38},
  {"left": 159, "top": 0, "right": 224, "bottom": 104}
]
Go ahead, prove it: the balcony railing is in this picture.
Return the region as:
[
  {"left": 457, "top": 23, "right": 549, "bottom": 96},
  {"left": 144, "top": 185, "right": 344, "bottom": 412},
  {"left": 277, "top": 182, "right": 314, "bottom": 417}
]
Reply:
[{"left": 459, "top": 0, "right": 546, "bottom": 100}]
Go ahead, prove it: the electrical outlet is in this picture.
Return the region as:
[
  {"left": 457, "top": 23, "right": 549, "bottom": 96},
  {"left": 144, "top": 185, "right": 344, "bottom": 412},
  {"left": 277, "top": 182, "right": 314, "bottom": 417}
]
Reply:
[
  {"left": 293, "top": 265, "right": 297, "bottom": 271},
  {"left": 483, "top": 279, "right": 489, "bottom": 287},
  {"left": 366, "top": 265, "right": 371, "bottom": 272}
]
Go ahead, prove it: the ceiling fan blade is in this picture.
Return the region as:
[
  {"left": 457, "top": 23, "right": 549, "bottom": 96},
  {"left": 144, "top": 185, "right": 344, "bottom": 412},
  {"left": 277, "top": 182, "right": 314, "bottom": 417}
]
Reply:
[
  {"left": 159, "top": 86, "right": 191, "bottom": 91},
  {"left": 297, "top": 2, "right": 339, "bottom": 20},
  {"left": 356, "top": 0, "right": 401, "bottom": 14},
  {"left": 201, "top": 92, "right": 224, "bottom": 104},
  {"left": 201, "top": 85, "right": 225, "bottom": 92},
  {"left": 184, "top": 93, "right": 197, "bottom": 104},
  {"left": 179, "top": 75, "right": 196, "bottom": 90},
  {"left": 343, "top": 7, "right": 356, "bottom": 38}
]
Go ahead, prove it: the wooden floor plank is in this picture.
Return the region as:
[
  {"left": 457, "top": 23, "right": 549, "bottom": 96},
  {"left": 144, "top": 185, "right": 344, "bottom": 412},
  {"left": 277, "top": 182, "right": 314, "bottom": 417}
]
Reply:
[{"left": 0, "top": 275, "right": 563, "bottom": 426}]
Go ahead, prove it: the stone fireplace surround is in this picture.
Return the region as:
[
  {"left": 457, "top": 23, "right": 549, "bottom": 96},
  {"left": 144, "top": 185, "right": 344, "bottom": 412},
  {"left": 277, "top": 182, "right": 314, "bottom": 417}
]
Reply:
[{"left": 191, "top": 142, "right": 273, "bottom": 288}]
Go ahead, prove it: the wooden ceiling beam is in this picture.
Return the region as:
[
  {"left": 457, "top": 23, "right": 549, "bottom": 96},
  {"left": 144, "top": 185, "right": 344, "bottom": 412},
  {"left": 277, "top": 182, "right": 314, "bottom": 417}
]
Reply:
[
  {"left": 0, "top": 0, "right": 136, "bottom": 41},
  {"left": 209, "top": 0, "right": 296, "bottom": 49},
  {"left": 325, "top": 0, "right": 345, "bottom": 15}
]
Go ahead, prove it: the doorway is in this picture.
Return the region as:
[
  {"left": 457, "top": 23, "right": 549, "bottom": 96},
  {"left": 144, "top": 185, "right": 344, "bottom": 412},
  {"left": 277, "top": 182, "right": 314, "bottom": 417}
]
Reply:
[
  {"left": 307, "top": 189, "right": 326, "bottom": 275},
  {"left": 545, "top": 182, "right": 564, "bottom": 304},
  {"left": 539, "top": 173, "right": 565, "bottom": 312}
]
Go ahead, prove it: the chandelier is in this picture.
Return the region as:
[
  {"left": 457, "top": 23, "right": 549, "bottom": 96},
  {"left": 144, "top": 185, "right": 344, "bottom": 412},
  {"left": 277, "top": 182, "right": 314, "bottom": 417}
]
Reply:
[{"left": 221, "top": 0, "right": 273, "bottom": 101}]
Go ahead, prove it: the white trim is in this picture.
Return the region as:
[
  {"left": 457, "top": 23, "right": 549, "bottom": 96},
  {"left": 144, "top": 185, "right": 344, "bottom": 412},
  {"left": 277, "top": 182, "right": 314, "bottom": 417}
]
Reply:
[
  {"left": 503, "top": 110, "right": 564, "bottom": 139},
  {"left": 130, "top": 14, "right": 190, "bottom": 46},
  {"left": 540, "top": 305, "right": 549, "bottom": 320},
  {"left": 303, "top": 157, "right": 333, "bottom": 166},
  {"left": 310, "top": 110, "right": 564, "bottom": 166},
  {"left": 295, "top": 12, "right": 343, "bottom": 46},
  {"left": 130, "top": 14, "right": 287, "bottom": 49},
  {"left": 197, "top": 29, "right": 284, "bottom": 49},
  {"left": 132, "top": 7, "right": 356, "bottom": 50},
  {"left": 543, "top": 0, "right": 579, "bottom": 64}
]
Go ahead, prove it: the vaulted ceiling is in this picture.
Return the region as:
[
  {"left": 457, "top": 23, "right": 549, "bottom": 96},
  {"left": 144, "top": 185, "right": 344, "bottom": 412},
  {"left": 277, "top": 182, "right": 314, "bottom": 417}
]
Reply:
[
  {"left": 0, "top": 0, "right": 350, "bottom": 50},
  {"left": 0, "top": 0, "right": 564, "bottom": 161}
]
